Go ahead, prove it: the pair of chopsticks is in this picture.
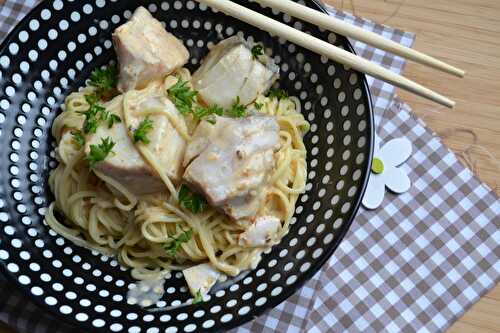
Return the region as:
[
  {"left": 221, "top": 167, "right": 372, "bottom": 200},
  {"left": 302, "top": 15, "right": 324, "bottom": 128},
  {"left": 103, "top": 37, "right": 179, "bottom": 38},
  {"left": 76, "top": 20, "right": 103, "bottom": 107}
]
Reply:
[{"left": 196, "top": 0, "right": 465, "bottom": 108}]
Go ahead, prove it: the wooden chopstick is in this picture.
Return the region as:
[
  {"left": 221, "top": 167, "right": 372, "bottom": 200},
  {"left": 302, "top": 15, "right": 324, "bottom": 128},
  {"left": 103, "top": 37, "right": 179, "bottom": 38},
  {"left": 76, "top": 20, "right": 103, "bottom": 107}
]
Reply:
[
  {"left": 196, "top": 0, "right": 455, "bottom": 108},
  {"left": 254, "top": 0, "right": 465, "bottom": 78}
]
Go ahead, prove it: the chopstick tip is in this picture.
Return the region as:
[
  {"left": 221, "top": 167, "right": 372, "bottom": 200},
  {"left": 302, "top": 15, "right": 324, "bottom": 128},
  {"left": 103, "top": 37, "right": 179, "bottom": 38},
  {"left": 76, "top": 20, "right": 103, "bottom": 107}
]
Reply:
[
  {"left": 456, "top": 69, "right": 466, "bottom": 78},
  {"left": 449, "top": 67, "right": 466, "bottom": 78}
]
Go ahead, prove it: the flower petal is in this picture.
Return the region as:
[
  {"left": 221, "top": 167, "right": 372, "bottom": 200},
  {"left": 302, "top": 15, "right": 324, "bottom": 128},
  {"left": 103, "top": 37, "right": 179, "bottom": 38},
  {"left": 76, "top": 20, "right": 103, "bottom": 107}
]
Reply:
[
  {"left": 385, "top": 166, "right": 411, "bottom": 194},
  {"left": 362, "top": 173, "right": 386, "bottom": 210},
  {"left": 378, "top": 138, "right": 412, "bottom": 167}
]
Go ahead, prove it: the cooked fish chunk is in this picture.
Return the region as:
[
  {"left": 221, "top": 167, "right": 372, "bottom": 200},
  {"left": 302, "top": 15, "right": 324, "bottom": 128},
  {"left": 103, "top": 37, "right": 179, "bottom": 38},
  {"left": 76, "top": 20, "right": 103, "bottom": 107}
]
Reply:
[
  {"left": 192, "top": 36, "right": 278, "bottom": 109},
  {"left": 126, "top": 90, "right": 188, "bottom": 182},
  {"left": 85, "top": 90, "right": 187, "bottom": 195},
  {"left": 238, "top": 216, "right": 281, "bottom": 247},
  {"left": 183, "top": 115, "right": 280, "bottom": 220},
  {"left": 85, "top": 116, "right": 163, "bottom": 195},
  {"left": 113, "top": 6, "right": 189, "bottom": 92},
  {"left": 182, "top": 120, "right": 215, "bottom": 167},
  {"left": 183, "top": 263, "right": 220, "bottom": 297}
]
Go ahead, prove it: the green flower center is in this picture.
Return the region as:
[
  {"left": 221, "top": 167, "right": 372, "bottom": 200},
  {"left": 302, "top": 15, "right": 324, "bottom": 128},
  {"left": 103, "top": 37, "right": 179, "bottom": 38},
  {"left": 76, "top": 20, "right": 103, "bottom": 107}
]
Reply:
[{"left": 371, "top": 157, "right": 384, "bottom": 174}]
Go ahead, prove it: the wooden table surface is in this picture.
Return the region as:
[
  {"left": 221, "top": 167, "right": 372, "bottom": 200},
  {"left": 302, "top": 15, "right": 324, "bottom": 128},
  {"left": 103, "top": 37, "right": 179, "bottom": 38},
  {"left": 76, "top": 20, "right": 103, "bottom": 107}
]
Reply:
[
  {"left": 1, "top": 1, "right": 499, "bottom": 332},
  {"left": 323, "top": 1, "right": 500, "bottom": 333}
]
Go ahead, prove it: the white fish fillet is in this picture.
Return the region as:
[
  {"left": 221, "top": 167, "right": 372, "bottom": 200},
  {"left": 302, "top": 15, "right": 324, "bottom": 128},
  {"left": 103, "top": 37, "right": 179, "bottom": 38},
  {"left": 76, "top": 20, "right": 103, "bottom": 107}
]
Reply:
[
  {"left": 85, "top": 87, "right": 187, "bottom": 195},
  {"left": 238, "top": 216, "right": 281, "bottom": 247},
  {"left": 192, "top": 36, "right": 278, "bottom": 109},
  {"left": 113, "top": 6, "right": 189, "bottom": 92},
  {"left": 183, "top": 263, "right": 220, "bottom": 296},
  {"left": 183, "top": 115, "right": 280, "bottom": 220}
]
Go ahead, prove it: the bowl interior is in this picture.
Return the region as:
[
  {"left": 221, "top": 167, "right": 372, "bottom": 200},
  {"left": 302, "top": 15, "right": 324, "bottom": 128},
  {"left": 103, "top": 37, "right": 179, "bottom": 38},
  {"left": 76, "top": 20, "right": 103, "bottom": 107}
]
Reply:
[{"left": 0, "top": 0, "right": 373, "bottom": 332}]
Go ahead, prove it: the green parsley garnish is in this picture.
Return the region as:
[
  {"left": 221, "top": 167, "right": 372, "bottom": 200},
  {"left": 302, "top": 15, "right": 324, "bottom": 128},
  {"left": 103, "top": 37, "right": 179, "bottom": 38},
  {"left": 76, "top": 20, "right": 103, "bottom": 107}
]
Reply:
[
  {"left": 84, "top": 93, "right": 99, "bottom": 106},
  {"left": 167, "top": 79, "right": 198, "bottom": 115},
  {"left": 254, "top": 102, "right": 263, "bottom": 110},
  {"left": 78, "top": 99, "right": 107, "bottom": 134},
  {"left": 193, "top": 104, "right": 224, "bottom": 118},
  {"left": 133, "top": 116, "right": 154, "bottom": 144},
  {"left": 88, "top": 65, "right": 118, "bottom": 98},
  {"left": 78, "top": 94, "right": 121, "bottom": 133},
  {"left": 71, "top": 130, "right": 85, "bottom": 148},
  {"left": 86, "top": 137, "right": 115, "bottom": 168},
  {"left": 193, "top": 104, "right": 224, "bottom": 124},
  {"left": 163, "top": 228, "right": 193, "bottom": 257},
  {"left": 179, "top": 185, "right": 207, "bottom": 214},
  {"left": 226, "top": 96, "right": 246, "bottom": 118},
  {"left": 78, "top": 65, "right": 119, "bottom": 132},
  {"left": 193, "top": 289, "right": 203, "bottom": 304},
  {"left": 205, "top": 117, "right": 217, "bottom": 125},
  {"left": 107, "top": 113, "right": 121, "bottom": 128},
  {"left": 267, "top": 88, "right": 288, "bottom": 100},
  {"left": 251, "top": 44, "right": 264, "bottom": 60}
]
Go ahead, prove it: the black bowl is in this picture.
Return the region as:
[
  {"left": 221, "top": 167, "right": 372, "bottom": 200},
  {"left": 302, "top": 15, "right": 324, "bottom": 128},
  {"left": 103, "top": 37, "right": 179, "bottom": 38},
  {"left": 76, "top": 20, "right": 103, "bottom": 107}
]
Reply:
[{"left": 0, "top": 0, "right": 373, "bottom": 331}]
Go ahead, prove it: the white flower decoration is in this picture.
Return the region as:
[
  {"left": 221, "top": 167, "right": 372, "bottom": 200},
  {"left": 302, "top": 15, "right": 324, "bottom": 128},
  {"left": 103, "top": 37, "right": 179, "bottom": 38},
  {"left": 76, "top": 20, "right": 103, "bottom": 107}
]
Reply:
[{"left": 362, "top": 134, "right": 412, "bottom": 210}]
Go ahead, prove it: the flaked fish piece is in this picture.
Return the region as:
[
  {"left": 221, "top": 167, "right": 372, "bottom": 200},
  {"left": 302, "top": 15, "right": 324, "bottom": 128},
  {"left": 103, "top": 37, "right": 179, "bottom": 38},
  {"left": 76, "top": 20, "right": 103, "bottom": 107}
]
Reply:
[
  {"left": 113, "top": 6, "right": 189, "bottom": 92},
  {"left": 183, "top": 263, "right": 220, "bottom": 297},
  {"left": 85, "top": 88, "right": 187, "bottom": 195},
  {"left": 192, "top": 36, "right": 278, "bottom": 109},
  {"left": 182, "top": 120, "right": 215, "bottom": 167},
  {"left": 238, "top": 216, "right": 281, "bottom": 247},
  {"left": 125, "top": 87, "right": 188, "bottom": 183},
  {"left": 183, "top": 115, "right": 280, "bottom": 220}
]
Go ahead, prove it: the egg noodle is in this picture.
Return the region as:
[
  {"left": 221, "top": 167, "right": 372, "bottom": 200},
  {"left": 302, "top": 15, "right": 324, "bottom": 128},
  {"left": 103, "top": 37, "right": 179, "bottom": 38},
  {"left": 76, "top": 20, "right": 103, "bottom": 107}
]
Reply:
[{"left": 47, "top": 69, "right": 309, "bottom": 280}]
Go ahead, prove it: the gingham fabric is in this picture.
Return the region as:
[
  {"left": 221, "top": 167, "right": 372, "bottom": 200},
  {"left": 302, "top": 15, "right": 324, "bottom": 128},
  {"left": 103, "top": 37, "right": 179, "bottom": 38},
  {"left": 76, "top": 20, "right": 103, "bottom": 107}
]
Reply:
[
  {"left": 0, "top": 1, "right": 498, "bottom": 333},
  {"left": 305, "top": 99, "right": 500, "bottom": 333},
  {"left": 0, "top": 0, "right": 37, "bottom": 39}
]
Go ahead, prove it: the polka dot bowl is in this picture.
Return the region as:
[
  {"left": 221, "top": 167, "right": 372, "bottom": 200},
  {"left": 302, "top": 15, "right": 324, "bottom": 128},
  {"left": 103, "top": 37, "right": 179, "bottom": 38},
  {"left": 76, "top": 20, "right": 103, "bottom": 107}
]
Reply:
[{"left": 0, "top": 0, "right": 373, "bottom": 332}]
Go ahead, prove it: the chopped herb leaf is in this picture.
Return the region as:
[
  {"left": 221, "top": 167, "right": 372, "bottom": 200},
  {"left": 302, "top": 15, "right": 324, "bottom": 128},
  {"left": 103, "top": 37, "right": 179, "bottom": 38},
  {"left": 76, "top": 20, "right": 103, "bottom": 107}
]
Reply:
[
  {"left": 226, "top": 96, "right": 246, "bottom": 118},
  {"left": 86, "top": 137, "right": 115, "bottom": 168},
  {"left": 89, "top": 65, "right": 118, "bottom": 98},
  {"left": 77, "top": 66, "right": 118, "bottom": 136},
  {"left": 78, "top": 93, "right": 114, "bottom": 134},
  {"left": 71, "top": 130, "right": 85, "bottom": 148},
  {"left": 179, "top": 185, "right": 207, "bottom": 214},
  {"left": 163, "top": 228, "right": 193, "bottom": 257},
  {"left": 254, "top": 102, "right": 263, "bottom": 110},
  {"left": 84, "top": 93, "right": 99, "bottom": 106},
  {"left": 193, "top": 104, "right": 224, "bottom": 121},
  {"left": 98, "top": 109, "right": 110, "bottom": 122},
  {"left": 133, "top": 116, "right": 154, "bottom": 144},
  {"left": 267, "top": 88, "right": 288, "bottom": 100},
  {"left": 91, "top": 104, "right": 107, "bottom": 119},
  {"left": 193, "top": 289, "right": 203, "bottom": 304},
  {"left": 107, "top": 113, "right": 121, "bottom": 128},
  {"left": 205, "top": 116, "right": 217, "bottom": 125},
  {"left": 167, "top": 79, "right": 198, "bottom": 115},
  {"left": 251, "top": 44, "right": 264, "bottom": 59},
  {"left": 85, "top": 106, "right": 105, "bottom": 133},
  {"left": 78, "top": 102, "right": 107, "bottom": 134}
]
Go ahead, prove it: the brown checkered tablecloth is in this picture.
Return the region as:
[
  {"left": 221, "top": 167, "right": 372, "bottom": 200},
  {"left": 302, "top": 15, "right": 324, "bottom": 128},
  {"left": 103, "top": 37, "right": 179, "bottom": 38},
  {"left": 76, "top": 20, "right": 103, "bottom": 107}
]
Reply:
[{"left": 0, "top": 1, "right": 498, "bottom": 333}]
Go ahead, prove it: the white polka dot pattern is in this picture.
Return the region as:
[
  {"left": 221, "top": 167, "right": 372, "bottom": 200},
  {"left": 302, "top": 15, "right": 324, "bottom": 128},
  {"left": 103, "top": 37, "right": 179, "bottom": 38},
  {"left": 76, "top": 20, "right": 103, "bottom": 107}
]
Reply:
[{"left": 0, "top": 0, "right": 371, "bottom": 332}]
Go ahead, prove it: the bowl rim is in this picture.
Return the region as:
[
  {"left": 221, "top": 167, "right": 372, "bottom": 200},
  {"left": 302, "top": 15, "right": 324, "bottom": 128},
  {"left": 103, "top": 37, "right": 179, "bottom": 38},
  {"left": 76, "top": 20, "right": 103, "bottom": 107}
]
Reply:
[{"left": 0, "top": 0, "right": 374, "bottom": 331}]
